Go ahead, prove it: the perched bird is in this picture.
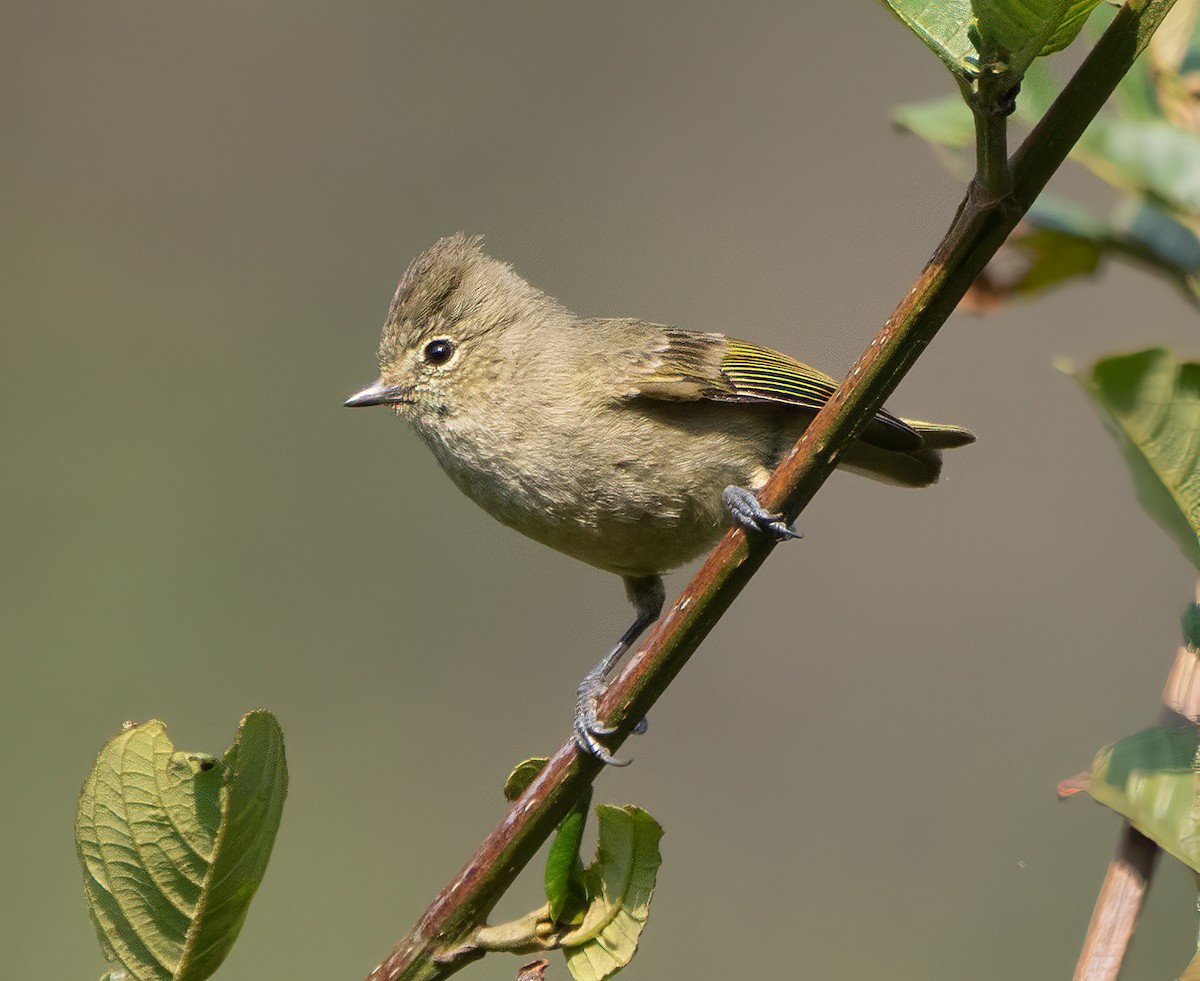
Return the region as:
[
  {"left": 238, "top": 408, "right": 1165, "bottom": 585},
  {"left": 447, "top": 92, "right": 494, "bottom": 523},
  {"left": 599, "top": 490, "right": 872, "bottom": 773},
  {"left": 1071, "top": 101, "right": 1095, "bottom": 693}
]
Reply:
[{"left": 346, "top": 234, "right": 974, "bottom": 763}]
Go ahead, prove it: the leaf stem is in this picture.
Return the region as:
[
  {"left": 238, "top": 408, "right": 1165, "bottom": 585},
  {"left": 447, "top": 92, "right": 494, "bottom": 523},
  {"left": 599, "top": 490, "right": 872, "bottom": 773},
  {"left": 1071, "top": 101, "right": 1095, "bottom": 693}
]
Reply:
[
  {"left": 470, "top": 910, "right": 559, "bottom": 956},
  {"left": 969, "top": 50, "right": 1014, "bottom": 202},
  {"left": 362, "top": 4, "right": 1180, "bottom": 979}
]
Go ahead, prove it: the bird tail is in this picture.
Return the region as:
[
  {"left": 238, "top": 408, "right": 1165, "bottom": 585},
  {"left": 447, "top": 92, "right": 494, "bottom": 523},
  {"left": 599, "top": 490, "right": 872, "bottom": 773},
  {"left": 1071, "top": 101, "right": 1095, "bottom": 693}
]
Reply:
[
  {"left": 841, "top": 419, "right": 975, "bottom": 488},
  {"left": 903, "top": 419, "right": 976, "bottom": 450}
]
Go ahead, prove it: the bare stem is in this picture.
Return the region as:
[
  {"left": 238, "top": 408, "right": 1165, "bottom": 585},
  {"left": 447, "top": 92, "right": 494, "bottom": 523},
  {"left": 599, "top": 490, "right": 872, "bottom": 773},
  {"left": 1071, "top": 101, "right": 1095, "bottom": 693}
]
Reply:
[{"left": 363, "top": 4, "right": 1180, "bottom": 980}]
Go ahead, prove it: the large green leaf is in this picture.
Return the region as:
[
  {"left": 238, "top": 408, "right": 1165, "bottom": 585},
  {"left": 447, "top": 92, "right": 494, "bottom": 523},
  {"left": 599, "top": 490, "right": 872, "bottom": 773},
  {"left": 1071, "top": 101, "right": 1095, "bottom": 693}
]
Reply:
[
  {"left": 1076, "top": 348, "right": 1200, "bottom": 570},
  {"left": 76, "top": 712, "right": 288, "bottom": 981},
  {"left": 879, "top": 0, "right": 1102, "bottom": 80},
  {"left": 1070, "top": 724, "right": 1200, "bottom": 872},
  {"left": 560, "top": 806, "right": 663, "bottom": 981}
]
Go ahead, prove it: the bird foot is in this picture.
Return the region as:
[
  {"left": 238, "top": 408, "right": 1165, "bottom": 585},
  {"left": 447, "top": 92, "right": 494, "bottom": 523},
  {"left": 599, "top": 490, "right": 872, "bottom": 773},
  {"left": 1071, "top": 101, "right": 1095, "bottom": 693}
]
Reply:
[
  {"left": 722, "top": 485, "right": 802, "bottom": 541},
  {"left": 573, "top": 674, "right": 632, "bottom": 767}
]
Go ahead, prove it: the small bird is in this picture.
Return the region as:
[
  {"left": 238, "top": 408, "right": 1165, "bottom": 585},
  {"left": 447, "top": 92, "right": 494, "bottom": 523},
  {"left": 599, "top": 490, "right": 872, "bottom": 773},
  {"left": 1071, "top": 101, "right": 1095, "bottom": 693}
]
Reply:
[{"left": 346, "top": 234, "right": 974, "bottom": 764}]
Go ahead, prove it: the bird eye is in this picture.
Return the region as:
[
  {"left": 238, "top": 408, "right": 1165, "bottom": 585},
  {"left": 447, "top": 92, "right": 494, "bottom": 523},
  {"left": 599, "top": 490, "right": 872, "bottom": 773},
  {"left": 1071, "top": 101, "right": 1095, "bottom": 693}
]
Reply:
[{"left": 422, "top": 338, "right": 455, "bottom": 366}]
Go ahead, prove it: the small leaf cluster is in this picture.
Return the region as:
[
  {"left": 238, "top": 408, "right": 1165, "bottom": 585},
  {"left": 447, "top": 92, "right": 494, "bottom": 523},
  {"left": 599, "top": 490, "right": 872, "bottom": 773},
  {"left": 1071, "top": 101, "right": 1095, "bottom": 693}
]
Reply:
[
  {"left": 895, "top": 1, "right": 1200, "bottom": 309},
  {"left": 492, "top": 758, "right": 664, "bottom": 981}
]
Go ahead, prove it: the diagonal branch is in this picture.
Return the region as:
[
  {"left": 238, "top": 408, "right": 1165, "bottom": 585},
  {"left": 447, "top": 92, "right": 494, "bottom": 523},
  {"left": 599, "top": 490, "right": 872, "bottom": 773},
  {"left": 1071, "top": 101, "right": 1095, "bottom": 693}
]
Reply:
[{"left": 364, "top": 4, "right": 1180, "bottom": 980}]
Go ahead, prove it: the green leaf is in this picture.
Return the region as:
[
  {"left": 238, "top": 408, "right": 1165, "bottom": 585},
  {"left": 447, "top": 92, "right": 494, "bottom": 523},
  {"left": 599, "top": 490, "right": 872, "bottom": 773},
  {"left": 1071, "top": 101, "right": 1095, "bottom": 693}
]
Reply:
[
  {"left": 1075, "top": 724, "right": 1200, "bottom": 872},
  {"left": 1184, "top": 603, "right": 1200, "bottom": 649},
  {"left": 1038, "top": 0, "right": 1106, "bottom": 56},
  {"left": 560, "top": 806, "right": 664, "bottom": 981},
  {"left": 502, "top": 757, "right": 592, "bottom": 925},
  {"left": 1123, "top": 200, "right": 1200, "bottom": 275},
  {"left": 879, "top": 0, "right": 979, "bottom": 79},
  {"left": 877, "top": 0, "right": 1095, "bottom": 81},
  {"left": 1119, "top": 201, "right": 1200, "bottom": 306},
  {"left": 545, "top": 797, "right": 590, "bottom": 925},
  {"left": 969, "top": 0, "right": 1103, "bottom": 80},
  {"left": 76, "top": 712, "right": 288, "bottom": 981},
  {"left": 1006, "top": 215, "right": 1105, "bottom": 294},
  {"left": 504, "top": 757, "right": 550, "bottom": 801},
  {"left": 972, "top": 197, "right": 1200, "bottom": 308},
  {"left": 893, "top": 94, "right": 976, "bottom": 148},
  {"left": 1076, "top": 348, "right": 1200, "bottom": 570},
  {"left": 1077, "top": 119, "right": 1200, "bottom": 218},
  {"left": 1018, "top": 58, "right": 1063, "bottom": 120}
]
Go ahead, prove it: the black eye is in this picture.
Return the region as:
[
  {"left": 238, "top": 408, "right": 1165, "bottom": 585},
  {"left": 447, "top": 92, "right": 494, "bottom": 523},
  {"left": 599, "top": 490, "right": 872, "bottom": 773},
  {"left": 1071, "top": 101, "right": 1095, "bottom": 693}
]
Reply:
[{"left": 423, "top": 339, "right": 455, "bottom": 366}]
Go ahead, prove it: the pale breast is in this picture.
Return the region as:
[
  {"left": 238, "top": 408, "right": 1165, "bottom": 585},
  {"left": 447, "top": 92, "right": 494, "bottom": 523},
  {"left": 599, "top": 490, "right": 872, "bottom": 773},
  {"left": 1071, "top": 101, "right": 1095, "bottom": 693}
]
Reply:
[{"left": 420, "top": 397, "right": 792, "bottom": 578}]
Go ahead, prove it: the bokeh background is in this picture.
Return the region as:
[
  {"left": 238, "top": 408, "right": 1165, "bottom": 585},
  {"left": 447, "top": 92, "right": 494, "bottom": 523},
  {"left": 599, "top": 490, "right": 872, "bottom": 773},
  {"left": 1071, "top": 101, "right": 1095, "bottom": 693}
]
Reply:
[{"left": 6, "top": 4, "right": 1200, "bottom": 979}]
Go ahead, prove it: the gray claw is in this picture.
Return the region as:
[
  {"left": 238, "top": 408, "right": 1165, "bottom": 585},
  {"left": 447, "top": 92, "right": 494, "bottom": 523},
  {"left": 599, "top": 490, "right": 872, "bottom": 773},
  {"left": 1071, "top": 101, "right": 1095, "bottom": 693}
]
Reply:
[
  {"left": 722, "top": 485, "right": 803, "bottom": 542},
  {"left": 574, "top": 677, "right": 631, "bottom": 766}
]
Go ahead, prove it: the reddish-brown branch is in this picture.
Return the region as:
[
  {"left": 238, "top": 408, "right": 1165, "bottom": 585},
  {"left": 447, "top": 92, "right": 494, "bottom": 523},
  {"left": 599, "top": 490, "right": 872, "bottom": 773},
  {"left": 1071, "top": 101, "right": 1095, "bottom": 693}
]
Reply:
[{"left": 364, "top": 5, "right": 1180, "bottom": 979}]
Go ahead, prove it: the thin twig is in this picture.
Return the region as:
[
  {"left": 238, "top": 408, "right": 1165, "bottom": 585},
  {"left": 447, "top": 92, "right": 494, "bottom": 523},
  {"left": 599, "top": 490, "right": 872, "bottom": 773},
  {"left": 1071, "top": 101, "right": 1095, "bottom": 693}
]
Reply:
[
  {"left": 364, "top": 4, "right": 1180, "bottom": 980},
  {"left": 1073, "top": 825, "right": 1161, "bottom": 981},
  {"left": 1074, "top": 579, "right": 1200, "bottom": 979}
]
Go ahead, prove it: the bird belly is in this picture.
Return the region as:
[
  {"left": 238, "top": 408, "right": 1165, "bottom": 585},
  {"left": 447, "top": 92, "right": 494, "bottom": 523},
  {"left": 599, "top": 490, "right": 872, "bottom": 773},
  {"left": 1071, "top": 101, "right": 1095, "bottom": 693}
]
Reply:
[{"left": 421, "top": 401, "right": 776, "bottom": 578}]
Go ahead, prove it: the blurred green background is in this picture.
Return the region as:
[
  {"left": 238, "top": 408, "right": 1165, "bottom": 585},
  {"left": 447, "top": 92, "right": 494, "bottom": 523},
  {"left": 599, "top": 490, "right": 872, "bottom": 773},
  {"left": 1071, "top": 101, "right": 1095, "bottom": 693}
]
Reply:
[{"left": 6, "top": 4, "right": 1200, "bottom": 979}]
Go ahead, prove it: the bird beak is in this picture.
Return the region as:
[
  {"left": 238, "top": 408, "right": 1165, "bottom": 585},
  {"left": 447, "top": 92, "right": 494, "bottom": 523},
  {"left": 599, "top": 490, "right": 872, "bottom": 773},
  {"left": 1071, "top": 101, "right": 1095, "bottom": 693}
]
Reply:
[{"left": 344, "top": 380, "right": 411, "bottom": 407}]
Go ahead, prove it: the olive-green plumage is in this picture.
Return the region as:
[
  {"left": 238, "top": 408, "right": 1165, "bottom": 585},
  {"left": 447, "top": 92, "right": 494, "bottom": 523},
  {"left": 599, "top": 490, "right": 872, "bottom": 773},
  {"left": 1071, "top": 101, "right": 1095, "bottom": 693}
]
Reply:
[{"left": 349, "top": 233, "right": 974, "bottom": 579}]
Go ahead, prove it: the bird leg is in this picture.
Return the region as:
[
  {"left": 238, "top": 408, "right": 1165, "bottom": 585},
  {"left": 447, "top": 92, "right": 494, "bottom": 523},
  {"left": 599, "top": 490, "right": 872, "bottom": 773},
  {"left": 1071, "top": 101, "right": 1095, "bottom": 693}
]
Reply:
[
  {"left": 573, "top": 574, "right": 665, "bottom": 766},
  {"left": 722, "top": 485, "right": 802, "bottom": 541}
]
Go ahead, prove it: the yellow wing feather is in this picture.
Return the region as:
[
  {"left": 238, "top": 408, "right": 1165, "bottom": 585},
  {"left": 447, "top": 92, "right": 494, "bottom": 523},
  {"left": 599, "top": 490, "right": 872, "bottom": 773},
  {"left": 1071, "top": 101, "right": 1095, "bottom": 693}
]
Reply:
[
  {"left": 619, "top": 328, "right": 973, "bottom": 453},
  {"left": 719, "top": 339, "right": 924, "bottom": 452}
]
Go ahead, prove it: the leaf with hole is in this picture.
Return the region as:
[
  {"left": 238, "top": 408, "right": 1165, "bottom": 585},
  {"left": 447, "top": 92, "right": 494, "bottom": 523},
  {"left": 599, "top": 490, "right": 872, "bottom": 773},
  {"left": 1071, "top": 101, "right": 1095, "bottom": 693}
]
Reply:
[
  {"left": 76, "top": 711, "right": 288, "bottom": 981},
  {"left": 559, "top": 805, "right": 663, "bottom": 981}
]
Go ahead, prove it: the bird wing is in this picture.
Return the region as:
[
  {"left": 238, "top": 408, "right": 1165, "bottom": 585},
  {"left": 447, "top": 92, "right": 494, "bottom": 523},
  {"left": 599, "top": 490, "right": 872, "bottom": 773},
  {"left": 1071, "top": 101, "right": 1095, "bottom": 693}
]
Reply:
[{"left": 619, "top": 327, "right": 923, "bottom": 452}]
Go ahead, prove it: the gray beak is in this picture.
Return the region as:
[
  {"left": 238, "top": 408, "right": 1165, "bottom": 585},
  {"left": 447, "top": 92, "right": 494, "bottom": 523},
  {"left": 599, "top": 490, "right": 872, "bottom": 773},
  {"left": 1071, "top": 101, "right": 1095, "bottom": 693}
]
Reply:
[{"left": 344, "top": 380, "right": 409, "bottom": 407}]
